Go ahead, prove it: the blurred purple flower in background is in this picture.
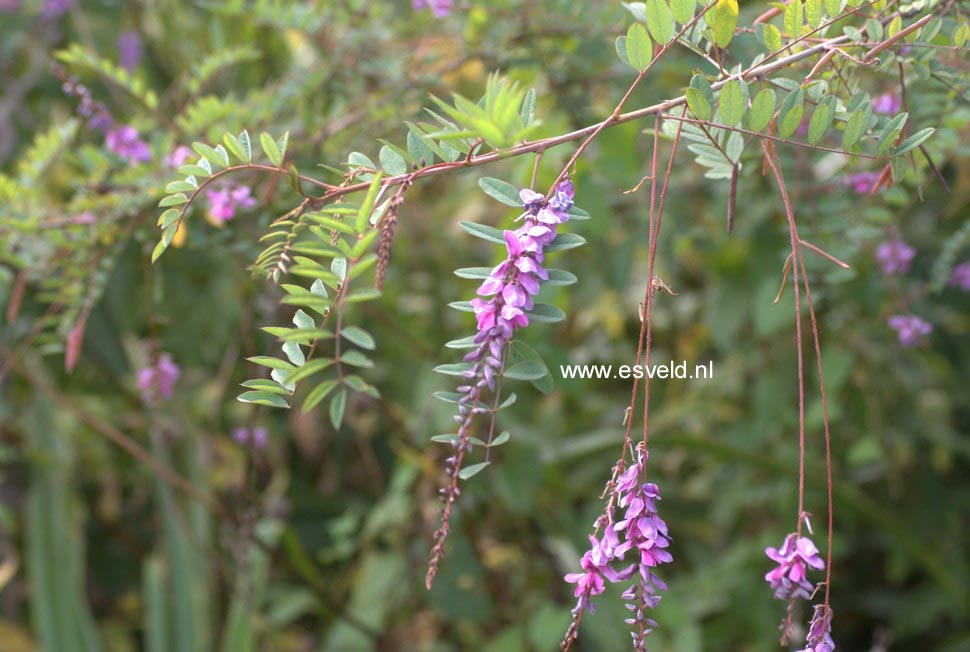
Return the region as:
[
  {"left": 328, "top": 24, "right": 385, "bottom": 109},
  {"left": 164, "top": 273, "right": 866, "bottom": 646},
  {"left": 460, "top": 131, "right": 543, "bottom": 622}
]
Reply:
[
  {"left": 874, "top": 239, "right": 916, "bottom": 275},
  {"left": 848, "top": 171, "right": 881, "bottom": 195},
  {"left": 42, "top": 0, "right": 74, "bottom": 19},
  {"left": 0, "top": 0, "right": 21, "bottom": 12},
  {"left": 948, "top": 262, "right": 970, "bottom": 291},
  {"left": 166, "top": 146, "right": 194, "bottom": 169},
  {"left": 117, "top": 30, "right": 143, "bottom": 72},
  {"left": 137, "top": 353, "right": 180, "bottom": 403},
  {"left": 871, "top": 92, "right": 900, "bottom": 114},
  {"left": 888, "top": 314, "right": 932, "bottom": 346},
  {"left": 206, "top": 185, "right": 256, "bottom": 223},
  {"left": 232, "top": 426, "right": 268, "bottom": 449},
  {"left": 412, "top": 0, "right": 452, "bottom": 17},
  {"left": 106, "top": 125, "right": 151, "bottom": 165}
]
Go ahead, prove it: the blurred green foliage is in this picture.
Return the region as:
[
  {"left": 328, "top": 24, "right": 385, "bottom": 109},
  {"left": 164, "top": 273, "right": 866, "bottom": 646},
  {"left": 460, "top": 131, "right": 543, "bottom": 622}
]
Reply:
[{"left": 1, "top": 1, "right": 969, "bottom": 651}]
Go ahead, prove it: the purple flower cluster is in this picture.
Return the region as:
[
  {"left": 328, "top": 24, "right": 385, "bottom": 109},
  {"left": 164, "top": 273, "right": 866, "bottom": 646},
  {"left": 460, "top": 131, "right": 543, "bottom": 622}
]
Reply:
[
  {"left": 427, "top": 180, "right": 575, "bottom": 590},
  {"left": 871, "top": 92, "right": 901, "bottom": 115},
  {"left": 232, "top": 426, "right": 268, "bottom": 449},
  {"left": 797, "top": 604, "right": 835, "bottom": 652},
  {"left": 949, "top": 262, "right": 970, "bottom": 291},
  {"left": 137, "top": 352, "right": 180, "bottom": 403},
  {"left": 458, "top": 180, "right": 573, "bottom": 393},
  {"left": 206, "top": 185, "right": 256, "bottom": 223},
  {"left": 764, "top": 533, "right": 825, "bottom": 600},
  {"left": 106, "top": 125, "right": 152, "bottom": 165},
  {"left": 564, "top": 453, "right": 671, "bottom": 649},
  {"left": 875, "top": 238, "right": 916, "bottom": 275},
  {"left": 888, "top": 314, "right": 932, "bottom": 346},
  {"left": 412, "top": 0, "right": 452, "bottom": 17}
]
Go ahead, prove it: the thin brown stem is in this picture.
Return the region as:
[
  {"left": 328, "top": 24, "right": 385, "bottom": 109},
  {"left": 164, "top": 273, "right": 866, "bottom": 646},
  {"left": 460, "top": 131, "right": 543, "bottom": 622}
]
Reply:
[
  {"left": 796, "top": 251, "right": 835, "bottom": 605},
  {"left": 761, "top": 139, "right": 807, "bottom": 536}
]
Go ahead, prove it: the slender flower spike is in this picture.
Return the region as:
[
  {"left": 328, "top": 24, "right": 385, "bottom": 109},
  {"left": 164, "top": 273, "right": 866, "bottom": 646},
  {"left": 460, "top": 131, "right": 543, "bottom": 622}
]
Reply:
[
  {"left": 764, "top": 533, "right": 825, "bottom": 600},
  {"left": 874, "top": 239, "right": 916, "bottom": 275},
  {"left": 137, "top": 352, "right": 180, "bottom": 404},
  {"left": 797, "top": 604, "right": 835, "bottom": 652},
  {"left": 427, "top": 179, "right": 576, "bottom": 590},
  {"left": 887, "top": 314, "right": 932, "bottom": 346}
]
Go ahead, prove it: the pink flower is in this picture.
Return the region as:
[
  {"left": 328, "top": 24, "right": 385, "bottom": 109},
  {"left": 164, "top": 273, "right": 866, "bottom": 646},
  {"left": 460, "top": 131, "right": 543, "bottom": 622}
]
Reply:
[
  {"left": 765, "top": 533, "right": 825, "bottom": 600},
  {"left": 797, "top": 604, "right": 836, "bottom": 652},
  {"left": 206, "top": 185, "right": 256, "bottom": 223}
]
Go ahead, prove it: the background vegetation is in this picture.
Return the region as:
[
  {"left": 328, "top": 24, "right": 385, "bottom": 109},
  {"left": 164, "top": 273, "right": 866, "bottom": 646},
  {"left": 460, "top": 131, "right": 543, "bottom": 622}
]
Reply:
[{"left": 0, "top": 1, "right": 968, "bottom": 651}]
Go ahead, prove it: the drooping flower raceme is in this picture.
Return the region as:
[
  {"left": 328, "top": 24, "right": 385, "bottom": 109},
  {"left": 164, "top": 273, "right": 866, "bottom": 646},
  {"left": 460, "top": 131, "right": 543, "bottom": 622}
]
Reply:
[
  {"left": 875, "top": 238, "right": 916, "bottom": 275},
  {"left": 764, "top": 533, "right": 825, "bottom": 600},
  {"left": 798, "top": 604, "right": 835, "bottom": 652},
  {"left": 137, "top": 352, "right": 180, "bottom": 403},
  {"left": 888, "top": 314, "right": 932, "bottom": 346},
  {"left": 427, "top": 180, "right": 575, "bottom": 589},
  {"left": 564, "top": 452, "right": 672, "bottom": 650}
]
